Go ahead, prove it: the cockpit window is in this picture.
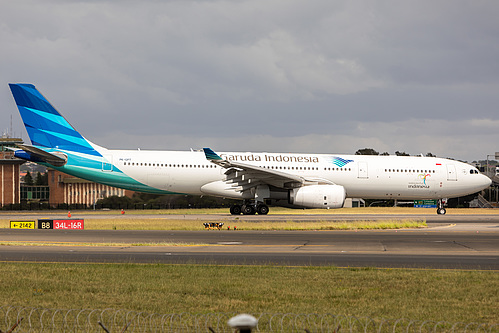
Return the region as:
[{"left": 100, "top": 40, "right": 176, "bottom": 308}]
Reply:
[{"left": 470, "top": 169, "right": 479, "bottom": 174}]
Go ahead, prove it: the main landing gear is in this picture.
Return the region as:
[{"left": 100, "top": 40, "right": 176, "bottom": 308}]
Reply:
[
  {"left": 436, "top": 199, "right": 447, "bottom": 215},
  {"left": 230, "top": 202, "right": 269, "bottom": 215}
]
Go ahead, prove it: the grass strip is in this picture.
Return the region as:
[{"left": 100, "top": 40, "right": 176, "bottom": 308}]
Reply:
[
  {"left": 0, "top": 218, "right": 426, "bottom": 230},
  {"left": 0, "top": 241, "right": 209, "bottom": 247},
  {"left": 0, "top": 263, "right": 497, "bottom": 324}
]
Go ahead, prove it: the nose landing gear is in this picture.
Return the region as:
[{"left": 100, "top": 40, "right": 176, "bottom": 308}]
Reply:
[{"left": 436, "top": 199, "right": 447, "bottom": 215}]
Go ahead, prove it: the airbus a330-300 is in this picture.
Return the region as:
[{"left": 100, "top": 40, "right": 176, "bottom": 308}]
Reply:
[{"left": 8, "top": 84, "right": 491, "bottom": 215}]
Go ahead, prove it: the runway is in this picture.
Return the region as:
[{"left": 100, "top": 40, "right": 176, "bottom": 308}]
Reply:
[{"left": 1, "top": 213, "right": 498, "bottom": 269}]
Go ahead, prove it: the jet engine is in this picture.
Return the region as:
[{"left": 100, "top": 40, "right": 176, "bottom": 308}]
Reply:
[{"left": 289, "top": 185, "right": 346, "bottom": 209}]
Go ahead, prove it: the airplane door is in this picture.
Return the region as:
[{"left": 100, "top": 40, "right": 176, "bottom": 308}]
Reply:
[
  {"left": 358, "top": 162, "right": 368, "bottom": 179},
  {"left": 446, "top": 164, "right": 457, "bottom": 181},
  {"left": 102, "top": 155, "right": 113, "bottom": 172}
]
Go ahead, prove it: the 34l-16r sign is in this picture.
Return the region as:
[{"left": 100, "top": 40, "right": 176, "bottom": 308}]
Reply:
[{"left": 38, "top": 219, "right": 84, "bottom": 230}]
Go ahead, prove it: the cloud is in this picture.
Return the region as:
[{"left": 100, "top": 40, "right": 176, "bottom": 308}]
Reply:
[
  {"left": 92, "top": 117, "right": 497, "bottom": 162},
  {"left": 1, "top": 0, "right": 498, "bottom": 162}
]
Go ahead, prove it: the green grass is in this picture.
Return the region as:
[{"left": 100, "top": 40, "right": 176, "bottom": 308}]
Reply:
[
  {"left": 216, "top": 219, "right": 427, "bottom": 231},
  {"left": 0, "top": 263, "right": 497, "bottom": 324},
  {"left": 0, "top": 218, "right": 427, "bottom": 231},
  {"left": 0, "top": 241, "right": 209, "bottom": 247}
]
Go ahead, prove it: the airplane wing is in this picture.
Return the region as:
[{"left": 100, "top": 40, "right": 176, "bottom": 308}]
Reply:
[{"left": 203, "top": 148, "right": 333, "bottom": 192}]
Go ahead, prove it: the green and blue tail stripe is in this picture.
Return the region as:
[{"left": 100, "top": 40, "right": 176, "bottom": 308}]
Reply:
[
  {"left": 9, "top": 83, "right": 172, "bottom": 194},
  {"left": 9, "top": 83, "right": 101, "bottom": 157}
]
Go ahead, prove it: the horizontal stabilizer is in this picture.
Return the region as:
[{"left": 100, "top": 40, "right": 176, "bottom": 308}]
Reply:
[{"left": 15, "top": 144, "right": 67, "bottom": 167}]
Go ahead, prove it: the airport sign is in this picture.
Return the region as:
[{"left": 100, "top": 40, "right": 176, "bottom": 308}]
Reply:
[
  {"left": 414, "top": 200, "right": 437, "bottom": 208},
  {"left": 38, "top": 219, "right": 84, "bottom": 230},
  {"left": 10, "top": 221, "right": 36, "bottom": 229}
]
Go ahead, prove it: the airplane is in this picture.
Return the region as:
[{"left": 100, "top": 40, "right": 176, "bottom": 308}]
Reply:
[{"left": 8, "top": 83, "right": 492, "bottom": 215}]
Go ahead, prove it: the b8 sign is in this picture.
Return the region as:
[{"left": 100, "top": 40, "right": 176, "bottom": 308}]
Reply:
[{"left": 38, "top": 220, "right": 54, "bottom": 229}]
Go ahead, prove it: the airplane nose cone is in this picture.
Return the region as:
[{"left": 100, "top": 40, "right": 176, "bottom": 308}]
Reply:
[{"left": 481, "top": 174, "right": 492, "bottom": 188}]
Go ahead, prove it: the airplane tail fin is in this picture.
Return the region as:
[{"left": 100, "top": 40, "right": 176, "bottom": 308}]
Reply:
[{"left": 8, "top": 83, "right": 102, "bottom": 157}]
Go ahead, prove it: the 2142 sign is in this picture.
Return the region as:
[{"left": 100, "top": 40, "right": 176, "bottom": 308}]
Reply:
[{"left": 10, "top": 221, "right": 36, "bottom": 229}]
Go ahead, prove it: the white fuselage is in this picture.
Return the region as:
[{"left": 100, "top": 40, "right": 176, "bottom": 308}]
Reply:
[
  {"left": 105, "top": 149, "right": 490, "bottom": 200},
  {"left": 10, "top": 83, "right": 491, "bottom": 212}
]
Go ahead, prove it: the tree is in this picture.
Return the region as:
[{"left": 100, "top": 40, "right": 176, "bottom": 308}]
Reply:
[
  {"left": 395, "top": 151, "right": 410, "bottom": 156},
  {"left": 380, "top": 152, "right": 390, "bottom": 156},
  {"left": 426, "top": 152, "right": 436, "bottom": 157},
  {"left": 35, "top": 172, "right": 48, "bottom": 185},
  {"left": 355, "top": 148, "right": 379, "bottom": 155},
  {"left": 96, "top": 195, "right": 134, "bottom": 208},
  {"left": 24, "top": 171, "right": 34, "bottom": 185}
]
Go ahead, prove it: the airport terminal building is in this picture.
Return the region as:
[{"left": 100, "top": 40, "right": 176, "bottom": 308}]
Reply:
[
  {"left": 0, "top": 136, "right": 131, "bottom": 209},
  {"left": 48, "top": 169, "right": 129, "bottom": 207},
  {"left": 0, "top": 137, "right": 24, "bottom": 207}
]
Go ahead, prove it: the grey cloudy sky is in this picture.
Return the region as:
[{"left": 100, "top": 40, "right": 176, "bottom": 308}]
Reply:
[{"left": 1, "top": 0, "right": 498, "bottom": 162}]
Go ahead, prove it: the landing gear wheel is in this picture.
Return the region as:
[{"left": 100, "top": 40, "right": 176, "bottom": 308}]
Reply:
[
  {"left": 437, "top": 208, "right": 446, "bottom": 215},
  {"left": 230, "top": 205, "right": 242, "bottom": 215},
  {"left": 242, "top": 204, "right": 256, "bottom": 215},
  {"left": 436, "top": 199, "right": 447, "bottom": 215},
  {"left": 257, "top": 204, "right": 269, "bottom": 215}
]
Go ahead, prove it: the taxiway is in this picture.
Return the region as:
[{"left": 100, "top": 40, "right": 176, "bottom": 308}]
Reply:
[{"left": 0, "top": 213, "right": 498, "bottom": 269}]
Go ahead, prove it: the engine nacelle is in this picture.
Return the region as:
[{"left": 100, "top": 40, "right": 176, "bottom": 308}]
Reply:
[{"left": 289, "top": 185, "right": 346, "bottom": 209}]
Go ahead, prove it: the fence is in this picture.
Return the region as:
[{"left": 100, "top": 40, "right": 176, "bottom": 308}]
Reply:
[
  {"left": 0, "top": 202, "right": 229, "bottom": 211},
  {"left": 1, "top": 306, "right": 497, "bottom": 332}
]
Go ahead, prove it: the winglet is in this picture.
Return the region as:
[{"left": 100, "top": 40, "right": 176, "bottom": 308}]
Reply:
[{"left": 203, "top": 148, "right": 223, "bottom": 161}]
